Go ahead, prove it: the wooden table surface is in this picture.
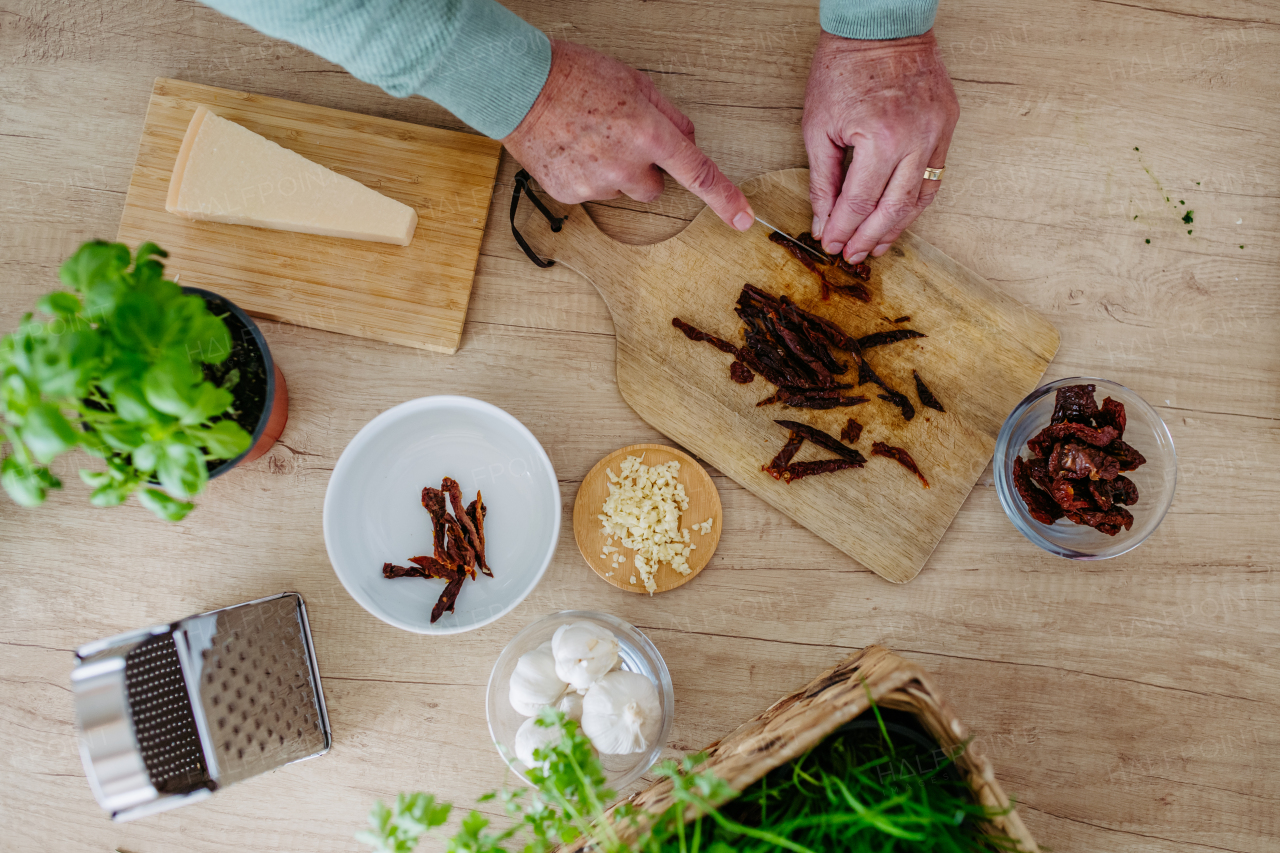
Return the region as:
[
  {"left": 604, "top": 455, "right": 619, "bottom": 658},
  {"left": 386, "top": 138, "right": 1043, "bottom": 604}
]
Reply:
[{"left": 1, "top": 2, "right": 1277, "bottom": 851}]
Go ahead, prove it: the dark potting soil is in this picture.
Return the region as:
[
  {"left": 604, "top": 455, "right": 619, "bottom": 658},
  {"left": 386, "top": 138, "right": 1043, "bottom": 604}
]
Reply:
[{"left": 198, "top": 296, "right": 268, "bottom": 468}]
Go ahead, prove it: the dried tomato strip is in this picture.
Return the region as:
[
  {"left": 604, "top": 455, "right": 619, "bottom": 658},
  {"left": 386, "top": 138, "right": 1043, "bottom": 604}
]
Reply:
[
  {"left": 421, "top": 487, "right": 452, "bottom": 566},
  {"left": 871, "top": 441, "right": 929, "bottom": 489},
  {"left": 781, "top": 459, "right": 863, "bottom": 483},
  {"left": 857, "top": 329, "right": 926, "bottom": 350},
  {"left": 431, "top": 573, "right": 466, "bottom": 623},
  {"left": 1012, "top": 457, "right": 1064, "bottom": 525},
  {"left": 775, "top": 420, "right": 867, "bottom": 465},
  {"left": 672, "top": 317, "right": 739, "bottom": 356},
  {"left": 762, "top": 432, "right": 805, "bottom": 480},
  {"left": 1028, "top": 423, "right": 1119, "bottom": 457},
  {"left": 444, "top": 477, "right": 484, "bottom": 578},
  {"left": 913, "top": 370, "right": 945, "bottom": 413}
]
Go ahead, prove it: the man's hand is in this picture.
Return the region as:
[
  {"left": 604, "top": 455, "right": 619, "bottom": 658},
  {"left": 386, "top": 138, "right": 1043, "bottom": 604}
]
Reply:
[
  {"left": 803, "top": 30, "right": 959, "bottom": 262},
  {"left": 503, "top": 40, "right": 754, "bottom": 231}
]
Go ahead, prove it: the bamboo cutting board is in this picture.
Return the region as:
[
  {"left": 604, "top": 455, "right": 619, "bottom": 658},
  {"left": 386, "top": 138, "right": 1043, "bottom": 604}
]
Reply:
[
  {"left": 518, "top": 169, "right": 1059, "bottom": 582},
  {"left": 117, "top": 78, "right": 502, "bottom": 354}
]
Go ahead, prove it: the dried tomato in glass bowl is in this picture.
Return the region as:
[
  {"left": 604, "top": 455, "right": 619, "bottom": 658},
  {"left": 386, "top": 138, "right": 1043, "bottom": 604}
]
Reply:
[{"left": 994, "top": 377, "right": 1177, "bottom": 559}]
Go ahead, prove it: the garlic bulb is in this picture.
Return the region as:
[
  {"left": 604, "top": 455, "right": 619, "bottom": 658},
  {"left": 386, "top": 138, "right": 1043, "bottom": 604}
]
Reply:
[
  {"left": 552, "top": 622, "right": 619, "bottom": 691},
  {"left": 581, "top": 670, "right": 661, "bottom": 755},
  {"left": 557, "top": 691, "right": 584, "bottom": 723},
  {"left": 509, "top": 641, "right": 567, "bottom": 717},
  {"left": 514, "top": 715, "right": 563, "bottom": 769}
]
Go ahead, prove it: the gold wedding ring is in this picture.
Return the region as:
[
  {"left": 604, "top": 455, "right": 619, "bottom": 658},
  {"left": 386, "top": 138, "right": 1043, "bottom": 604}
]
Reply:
[{"left": 923, "top": 167, "right": 945, "bottom": 181}]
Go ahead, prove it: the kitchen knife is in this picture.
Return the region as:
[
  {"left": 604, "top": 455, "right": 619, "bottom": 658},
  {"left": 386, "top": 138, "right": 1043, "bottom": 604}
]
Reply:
[{"left": 755, "top": 216, "right": 830, "bottom": 264}]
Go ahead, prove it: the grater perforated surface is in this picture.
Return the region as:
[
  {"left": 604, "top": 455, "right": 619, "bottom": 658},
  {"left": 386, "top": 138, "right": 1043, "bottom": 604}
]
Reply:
[
  {"left": 197, "top": 595, "right": 327, "bottom": 786},
  {"left": 124, "top": 634, "right": 209, "bottom": 794}
]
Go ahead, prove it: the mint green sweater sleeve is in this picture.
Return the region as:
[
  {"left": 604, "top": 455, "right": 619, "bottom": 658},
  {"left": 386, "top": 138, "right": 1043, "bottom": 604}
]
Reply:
[
  {"left": 201, "top": 0, "right": 550, "bottom": 139},
  {"left": 820, "top": 0, "right": 938, "bottom": 39}
]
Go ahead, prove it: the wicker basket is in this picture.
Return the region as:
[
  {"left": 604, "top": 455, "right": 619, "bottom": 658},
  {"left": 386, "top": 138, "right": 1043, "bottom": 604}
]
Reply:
[{"left": 567, "top": 644, "right": 1038, "bottom": 852}]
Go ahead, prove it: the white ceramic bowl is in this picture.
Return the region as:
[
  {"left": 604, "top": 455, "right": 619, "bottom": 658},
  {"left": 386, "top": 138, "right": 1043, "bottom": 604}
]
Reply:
[
  {"left": 486, "top": 611, "right": 674, "bottom": 788},
  {"left": 323, "top": 396, "right": 561, "bottom": 634}
]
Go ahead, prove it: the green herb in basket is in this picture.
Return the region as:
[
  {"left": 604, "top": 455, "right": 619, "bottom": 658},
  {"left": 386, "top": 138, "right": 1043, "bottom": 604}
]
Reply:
[
  {"left": 652, "top": 702, "right": 1019, "bottom": 852},
  {"left": 358, "top": 700, "right": 1016, "bottom": 853}
]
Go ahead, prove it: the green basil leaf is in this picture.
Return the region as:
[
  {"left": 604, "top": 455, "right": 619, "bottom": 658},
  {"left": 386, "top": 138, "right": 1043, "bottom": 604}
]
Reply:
[
  {"left": 1, "top": 372, "right": 36, "bottom": 417},
  {"left": 78, "top": 430, "right": 109, "bottom": 458},
  {"left": 98, "top": 351, "right": 149, "bottom": 396},
  {"left": 36, "top": 291, "right": 83, "bottom": 318},
  {"left": 93, "top": 419, "right": 146, "bottom": 453},
  {"left": 1, "top": 456, "right": 60, "bottom": 507},
  {"left": 182, "top": 382, "right": 232, "bottom": 426},
  {"left": 58, "top": 241, "right": 130, "bottom": 294},
  {"left": 192, "top": 419, "right": 251, "bottom": 458},
  {"left": 82, "top": 276, "right": 129, "bottom": 319},
  {"left": 108, "top": 381, "right": 158, "bottom": 424},
  {"left": 157, "top": 294, "right": 201, "bottom": 354},
  {"left": 19, "top": 404, "right": 78, "bottom": 463},
  {"left": 131, "top": 441, "right": 162, "bottom": 474},
  {"left": 110, "top": 290, "right": 165, "bottom": 352},
  {"left": 131, "top": 259, "right": 178, "bottom": 304},
  {"left": 88, "top": 479, "right": 136, "bottom": 507},
  {"left": 133, "top": 242, "right": 169, "bottom": 265},
  {"left": 79, "top": 469, "right": 112, "bottom": 489},
  {"left": 137, "top": 487, "right": 193, "bottom": 522},
  {"left": 155, "top": 440, "right": 207, "bottom": 499},
  {"left": 190, "top": 308, "right": 234, "bottom": 366},
  {"left": 83, "top": 465, "right": 140, "bottom": 507},
  {"left": 6, "top": 324, "right": 39, "bottom": 379},
  {"left": 143, "top": 357, "right": 200, "bottom": 418},
  {"left": 26, "top": 330, "right": 102, "bottom": 399}
]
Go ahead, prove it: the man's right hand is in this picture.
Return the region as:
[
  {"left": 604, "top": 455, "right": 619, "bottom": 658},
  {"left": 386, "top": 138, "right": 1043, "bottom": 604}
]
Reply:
[{"left": 502, "top": 40, "right": 754, "bottom": 231}]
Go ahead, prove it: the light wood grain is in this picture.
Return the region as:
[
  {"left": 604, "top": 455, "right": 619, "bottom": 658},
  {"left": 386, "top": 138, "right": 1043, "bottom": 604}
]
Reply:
[
  {"left": 2, "top": 1, "right": 1279, "bottom": 852},
  {"left": 573, "top": 443, "right": 723, "bottom": 594},
  {"left": 117, "top": 78, "right": 502, "bottom": 355},
  {"left": 519, "top": 169, "right": 1058, "bottom": 583}
]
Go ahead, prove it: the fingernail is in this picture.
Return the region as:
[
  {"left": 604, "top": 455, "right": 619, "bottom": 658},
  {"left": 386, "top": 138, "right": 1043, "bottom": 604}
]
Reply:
[
  {"left": 872, "top": 243, "right": 891, "bottom": 257},
  {"left": 811, "top": 217, "right": 823, "bottom": 239},
  {"left": 733, "top": 211, "right": 754, "bottom": 231},
  {"left": 826, "top": 241, "right": 844, "bottom": 254},
  {"left": 847, "top": 251, "right": 868, "bottom": 263}
]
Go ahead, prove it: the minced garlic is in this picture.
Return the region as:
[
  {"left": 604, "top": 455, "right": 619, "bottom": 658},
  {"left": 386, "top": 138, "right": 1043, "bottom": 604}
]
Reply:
[{"left": 599, "top": 455, "right": 692, "bottom": 594}]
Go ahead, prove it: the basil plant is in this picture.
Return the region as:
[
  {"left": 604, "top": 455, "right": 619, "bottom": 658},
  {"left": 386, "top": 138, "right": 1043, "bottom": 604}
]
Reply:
[{"left": 0, "top": 240, "right": 252, "bottom": 521}]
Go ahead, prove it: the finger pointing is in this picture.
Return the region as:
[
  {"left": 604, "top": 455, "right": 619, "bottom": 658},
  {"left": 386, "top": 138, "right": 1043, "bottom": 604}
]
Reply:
[{"left": 656, "top": 125, "right": 753, "bottom": 231}]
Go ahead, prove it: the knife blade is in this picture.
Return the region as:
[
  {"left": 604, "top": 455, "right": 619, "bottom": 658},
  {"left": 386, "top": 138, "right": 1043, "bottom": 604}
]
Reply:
[{"left": 755, "top": 216, "right": 830, "bottom": 264}]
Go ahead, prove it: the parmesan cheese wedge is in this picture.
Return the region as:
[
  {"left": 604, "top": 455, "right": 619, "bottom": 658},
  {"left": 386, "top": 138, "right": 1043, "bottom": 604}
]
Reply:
[{"left": 165, "top": 106, "right": 417, "bottom": 246}]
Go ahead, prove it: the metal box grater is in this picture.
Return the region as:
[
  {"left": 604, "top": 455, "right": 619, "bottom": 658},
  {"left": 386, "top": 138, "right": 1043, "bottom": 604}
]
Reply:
[{"left": 72, "top": 592, "right": 331, "bottom": 821}]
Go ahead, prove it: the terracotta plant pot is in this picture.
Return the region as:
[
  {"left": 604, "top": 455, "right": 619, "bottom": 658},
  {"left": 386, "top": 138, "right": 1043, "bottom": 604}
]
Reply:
[{"left": 182, "top": 287, "right": 288, "bottom": 475}]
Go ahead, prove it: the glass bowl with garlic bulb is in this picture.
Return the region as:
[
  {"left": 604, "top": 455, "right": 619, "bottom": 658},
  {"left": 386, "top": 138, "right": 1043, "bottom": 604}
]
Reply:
[{"left": 486, "top": 610, "right": 674, "bottom": 788}]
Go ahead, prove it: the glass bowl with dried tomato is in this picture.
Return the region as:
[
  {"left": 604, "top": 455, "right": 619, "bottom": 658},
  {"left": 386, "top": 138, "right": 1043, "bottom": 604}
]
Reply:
[{"left": 994, "top": 377, "right": 1177, "bottom": 559}]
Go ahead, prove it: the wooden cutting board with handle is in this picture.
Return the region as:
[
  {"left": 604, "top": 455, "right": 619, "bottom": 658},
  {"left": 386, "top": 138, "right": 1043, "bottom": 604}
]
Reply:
[
  {"left": 517, "top": 169, "right": 1059, "bottom": 583},
  {"left": 117, "top": 78, "right": 502, "bottom": 354}
]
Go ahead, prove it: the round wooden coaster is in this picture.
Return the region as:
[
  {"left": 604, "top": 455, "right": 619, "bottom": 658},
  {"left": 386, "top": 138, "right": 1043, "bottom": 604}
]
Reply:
[{"left": 573, "top": 443, "right": 723, "bottom": 594}]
